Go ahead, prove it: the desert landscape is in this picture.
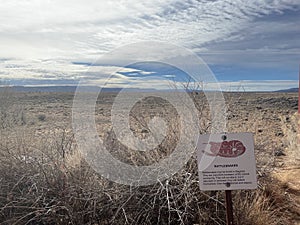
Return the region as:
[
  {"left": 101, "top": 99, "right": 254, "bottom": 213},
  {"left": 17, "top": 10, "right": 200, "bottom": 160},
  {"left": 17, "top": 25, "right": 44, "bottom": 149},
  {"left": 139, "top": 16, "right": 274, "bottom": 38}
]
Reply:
[{"left": 0, "top": 87, "right": 299, "bottom": 225}]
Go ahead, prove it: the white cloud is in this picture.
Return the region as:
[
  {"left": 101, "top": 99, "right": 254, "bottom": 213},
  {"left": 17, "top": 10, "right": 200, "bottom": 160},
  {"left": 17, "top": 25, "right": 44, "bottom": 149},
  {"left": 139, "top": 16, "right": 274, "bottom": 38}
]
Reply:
[
  {"left": 205, "top": 80, "right": 299, "bottom": 92},
  {"left": 0, "top": 0, "right": 299, "bottom": 90},
  {"left": 1, "top": 0, "right": 299, "bottom": 59}
]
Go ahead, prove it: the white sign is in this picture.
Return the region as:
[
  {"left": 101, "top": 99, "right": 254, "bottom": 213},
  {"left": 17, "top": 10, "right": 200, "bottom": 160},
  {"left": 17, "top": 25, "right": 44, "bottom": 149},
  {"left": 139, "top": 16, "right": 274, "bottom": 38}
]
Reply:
[{"left": 197, "top": 132, "right": 257, "bottom": 191}]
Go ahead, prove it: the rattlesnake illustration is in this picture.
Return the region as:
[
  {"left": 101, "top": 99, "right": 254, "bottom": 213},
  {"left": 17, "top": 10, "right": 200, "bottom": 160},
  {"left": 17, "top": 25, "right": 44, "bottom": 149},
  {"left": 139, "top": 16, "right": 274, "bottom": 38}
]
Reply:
[{"left": 204, "top": 140, "right": 246, "bottom": 157}]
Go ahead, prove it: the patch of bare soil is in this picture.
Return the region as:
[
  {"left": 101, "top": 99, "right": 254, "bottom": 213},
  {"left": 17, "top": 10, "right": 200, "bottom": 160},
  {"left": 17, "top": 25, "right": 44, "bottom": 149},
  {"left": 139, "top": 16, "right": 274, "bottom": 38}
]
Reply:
[
  {"left": 273, "top": 144, "right": 300, "bottom": 225},
  {"left": 272, "top": 111, "right": 300, "bottom": 225}
]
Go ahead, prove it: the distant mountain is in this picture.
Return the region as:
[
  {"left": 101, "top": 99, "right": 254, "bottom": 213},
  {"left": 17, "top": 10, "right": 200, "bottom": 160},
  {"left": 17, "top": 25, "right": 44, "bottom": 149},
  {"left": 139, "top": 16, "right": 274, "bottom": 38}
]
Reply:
[
  {"left": 0, "top": 86, "right": 157, "bottom": 93},
  {"left": 275, "top": 87, "right": 299, "bottom": 92}
]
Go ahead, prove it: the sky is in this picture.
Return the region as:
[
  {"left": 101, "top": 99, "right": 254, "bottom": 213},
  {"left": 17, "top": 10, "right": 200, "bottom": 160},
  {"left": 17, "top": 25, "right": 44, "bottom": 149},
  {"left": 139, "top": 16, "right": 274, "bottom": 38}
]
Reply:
[{"left": 0, "top": 0, "right": 299, "bottom": 91}]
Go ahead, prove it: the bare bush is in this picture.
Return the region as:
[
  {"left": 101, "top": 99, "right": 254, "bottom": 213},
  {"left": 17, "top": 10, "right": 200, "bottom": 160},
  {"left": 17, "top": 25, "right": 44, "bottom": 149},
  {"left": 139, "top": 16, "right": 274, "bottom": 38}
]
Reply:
[{"left": 37, "top": 114, "right": 46, "bottom": 122}]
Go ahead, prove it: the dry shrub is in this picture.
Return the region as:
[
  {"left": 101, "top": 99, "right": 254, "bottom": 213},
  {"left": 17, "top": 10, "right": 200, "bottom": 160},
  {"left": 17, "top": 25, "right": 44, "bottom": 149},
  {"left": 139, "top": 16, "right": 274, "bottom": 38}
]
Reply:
[
  {"left": 0, "top": 124, "right": 224, "bottom": 224},
  {"left": 0, "top": 127, "right": 112, "bottom": 224},
  {"left": 234, "top": 191, "right": 278, "bottom": 225},
  {"left": 0, "top": 128, "right": 287, "bottom": 225}
]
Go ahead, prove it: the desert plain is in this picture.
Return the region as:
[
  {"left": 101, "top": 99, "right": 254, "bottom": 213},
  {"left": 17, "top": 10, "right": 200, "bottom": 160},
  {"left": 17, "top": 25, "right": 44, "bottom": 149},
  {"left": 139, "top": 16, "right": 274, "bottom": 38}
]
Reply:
[{"left": 0, "top": 89, "right": 299, "bottom": 225}]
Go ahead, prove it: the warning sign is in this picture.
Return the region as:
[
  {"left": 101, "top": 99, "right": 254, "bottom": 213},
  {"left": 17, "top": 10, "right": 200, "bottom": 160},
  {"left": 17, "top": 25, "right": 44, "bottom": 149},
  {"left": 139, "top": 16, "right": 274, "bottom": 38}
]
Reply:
[{"left": 197, "top": 133, "right": 257, "bottom": 191}]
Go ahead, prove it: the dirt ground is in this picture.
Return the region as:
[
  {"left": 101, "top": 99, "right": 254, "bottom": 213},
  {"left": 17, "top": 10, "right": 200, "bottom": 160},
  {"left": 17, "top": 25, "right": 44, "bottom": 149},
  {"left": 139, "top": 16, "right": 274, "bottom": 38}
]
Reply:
[{"left": 1, "top": 90, "right": 299, "bottom": 224}]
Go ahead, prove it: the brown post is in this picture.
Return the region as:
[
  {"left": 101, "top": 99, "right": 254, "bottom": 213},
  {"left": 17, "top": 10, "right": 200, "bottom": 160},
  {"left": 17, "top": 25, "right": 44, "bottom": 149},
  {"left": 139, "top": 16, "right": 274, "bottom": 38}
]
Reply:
[
  {"left": 225, "top": 190, "right": 234, "bottom": 225},
  {"left": 298, "top": 65, "right": 300, "bottom": 146}
]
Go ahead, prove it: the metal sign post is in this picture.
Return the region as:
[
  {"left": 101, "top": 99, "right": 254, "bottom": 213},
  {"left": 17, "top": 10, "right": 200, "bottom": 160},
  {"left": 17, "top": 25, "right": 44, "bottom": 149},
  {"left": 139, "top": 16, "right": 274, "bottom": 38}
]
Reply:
[
  {"left": 225, "top": 190, "right": 234, "bottom": 225},
  {"left": 298, "top": 65, "right": 300, "bottom": 146}
]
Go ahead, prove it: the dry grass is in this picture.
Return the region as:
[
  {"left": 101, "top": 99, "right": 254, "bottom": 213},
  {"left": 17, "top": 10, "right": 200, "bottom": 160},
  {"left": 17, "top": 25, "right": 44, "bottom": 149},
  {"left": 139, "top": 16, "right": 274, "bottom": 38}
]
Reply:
[
  {"left": 235, "top": 191, "right": 280, "bottom": 225},
  {"left": 0, "top": 90, "right": 298, "bottom": 224}
]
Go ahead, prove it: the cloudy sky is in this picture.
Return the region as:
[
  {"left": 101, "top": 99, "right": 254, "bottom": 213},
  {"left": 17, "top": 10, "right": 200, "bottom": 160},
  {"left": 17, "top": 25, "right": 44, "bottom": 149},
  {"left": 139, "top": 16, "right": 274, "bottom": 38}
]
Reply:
[{"left": 0, "top": 0, "right": 299, "bottom": 91}]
